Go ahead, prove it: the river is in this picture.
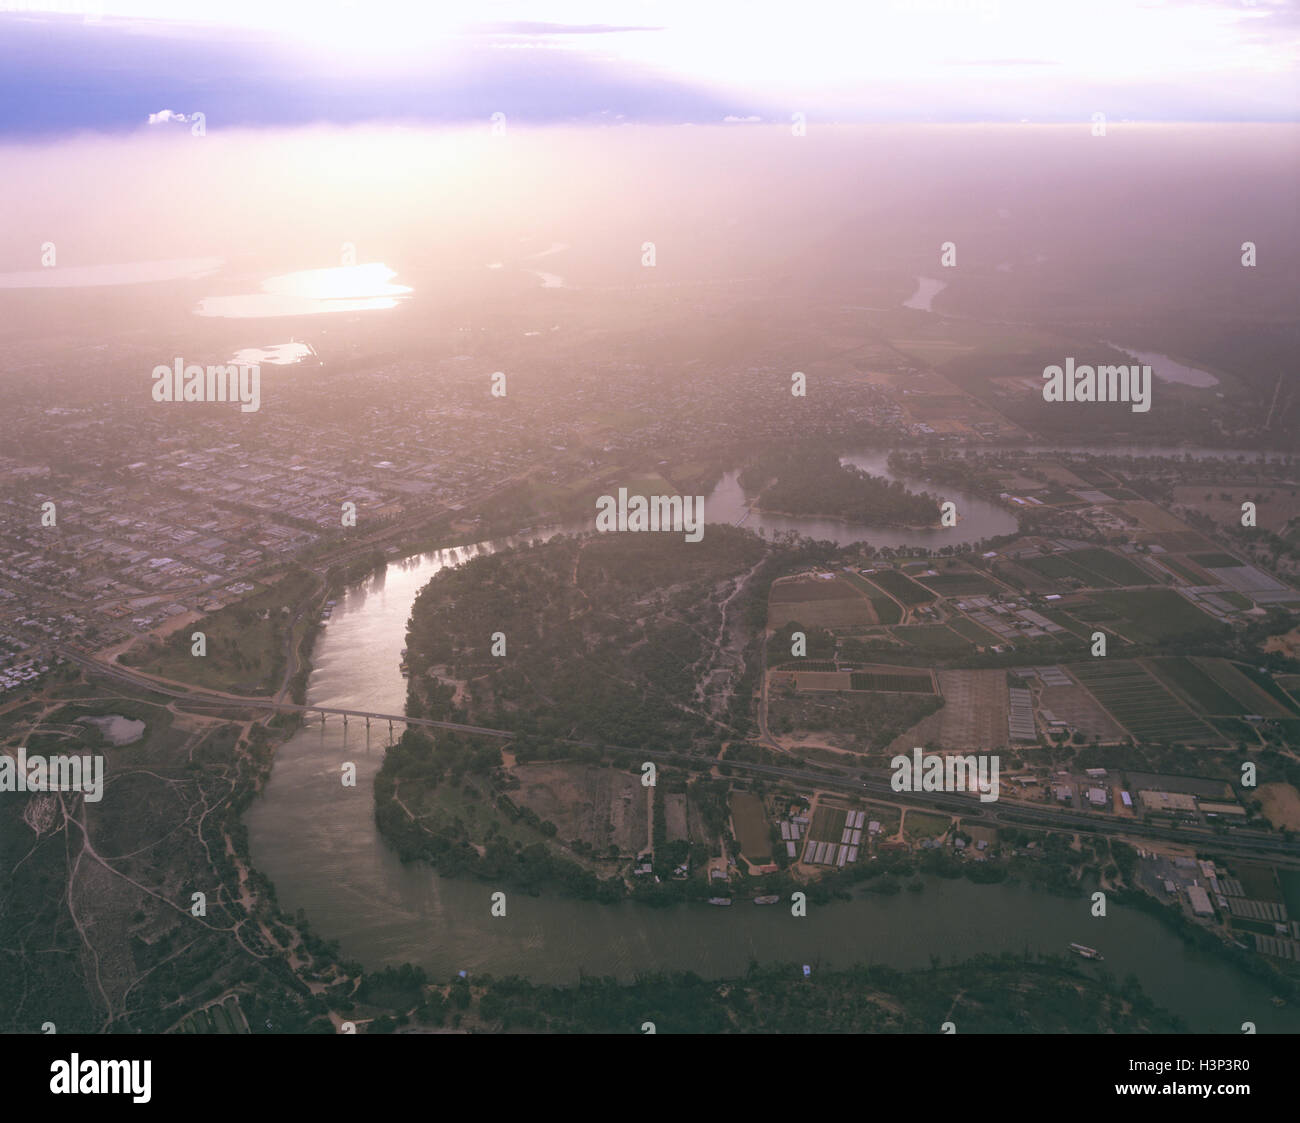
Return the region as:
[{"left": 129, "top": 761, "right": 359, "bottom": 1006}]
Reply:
[
  {"left": 706, "top": 450, "right": 1018, "bottom": 548},
  {"left": 244, "top": 458, "right": 1300, "bottom": 1031},
  {"left": 903, "top": 276, "right": 947, "bottom": 312}
]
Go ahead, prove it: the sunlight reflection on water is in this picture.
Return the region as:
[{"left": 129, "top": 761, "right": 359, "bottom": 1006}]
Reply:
[{"left": 196, "top": 262, "right": 412, "bottom": 318}]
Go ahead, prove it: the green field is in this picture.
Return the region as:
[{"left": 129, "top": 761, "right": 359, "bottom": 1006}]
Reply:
[
  {"left": 209, "top": 1001, "right": 235, "bottom": 1034},
  {"left": 1189, "top": 552, "right": 1243, "bottom": 568},
  {"left": 809, "top": 804, "right": 848, "bottom": 841},
  {"left": 841, "top": 571, "right": 905, "bottom": 623},
  {"left": 1037, "top": 487, "right": 1086, "bottom": 506},
  {"left": 949, "top": 615, "right": 1004, "bottom": 646},
  {"left": 1149, "top": 657, "right": 1245, "bottom": 715},
  {"left": 1230, "top": 664, "right": 1300, "bottom": 716},
  {"left": 894, "top": 625, "right": 973, "bottom": 655},
  {"left": 916, "top": 572, "right": 1003, "bottom": 596},
  {"left": 1084, "top": 589, "right": 1222, "bottom": 644},
  {"left": 768, "top": 575, "right": 881, "bottom": 628},
  {"left": 1021, "top": 548, "right": 1151, "bottom": 589},
  {"left": 770, "top": 577, "right": 862, "bottom": 603},
  {"left": 903, "top": 810, "right": 952, "bottom": 841},
  {"left": 1021, "top": 554, "right": 1097, "bottom": 585},
  {"left": 1156, "top": 554, "right": 1210, "bottom": 583},
  {"left": 1038, "top": 609, "right": 1093, "bottom": 642},
  {"left": 849, "top": 670, "right": 935, "bottom": 693},
  {"left": 868, "top": 569, "right": 936, "bottom": 606},
  {"left": 177, "top": 996, "right": 249, "bottom": 1034},
  {"left": 1063, "top": 548, "right": 1153, "bottom": 586},
  {"left": 1074, "top": 660, "right": 1215, "bottom": 743}
]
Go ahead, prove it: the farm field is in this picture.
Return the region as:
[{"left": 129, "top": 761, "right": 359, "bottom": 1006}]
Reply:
[
  {"left": 179, "top": 996, "right": 248, "bottom": 1034},
  {"left": 1190, "top": 552, "right": 1244, "bottom": 569},
  {"left": 1035, "top": 671, "right": 1127, "bottom": 742},
  {"left": 1197, "top": 658, "right": 1299, "bottom": 718},
  {"left": 1034, "top": 464, "right": 1095, "bottom": 489},
  {"left": 894, "top": 624, "right": 974, "bottom": 655},
  {"left": 1038, "top": 608, "right": 1094, "bottom": 642},
  {"left": 1020, "top": 554, "right": 1096, "bottom": 585},
  {"left": 730, "top": 792, "right": 773, "bottom": 864},
  {"left": 1063, "top": 547, "right": 1155, "bottom": 586},
  {"left": 840, "top": 570, "right": 904, "bottom": 623},
  {"left": 888, "top": 669, "right": 1009, "bottom": 753},
  {"left": 807, "top": 804, "right": 849, "bottom": 853},
  {"left": 1117, "top": 500, "right": 1199, "bottom": 535},
  {"left": 1073, "top": 660, "right": 1216, "bottom": 743},
  {"left": 790, "top": 670, "right": 852, "bottom": 691},
  {"left": 1148, "top": 657, "right": 1245, "bottom": 715},
  {"left": 1030, "top": 486, "right": 1084, "bottom": 507},
  {"left": 664, "top": 793, "right": 690, "bottom": 842},
  {"left": 1019, "top": 548, "right": 1152, "bottom": 589},
  {"left": 949, "top": 614, "right": 1005, "bottom": 646},
  {"left": 902, "top": 810, "right": 952, "bottom": 841},
  {"left": 849, "top": 669, "right": 936, "bottom": 693},
  {"left": 1275, "top": 674, "right": 1300, "bottom": 700},
  {"left": 1142, "top": 656, "right": 1297, "bottom": 721},
  {"left": 768, "top": 574, "right": 879, "bottom": 629},
  {"left": 867, "top": 568, "right": 937, "bottom": 606},
  {"left": 1081, "top": 589, "right": 1222, "bottom": 643},
  {"left": 915, "top": 571, "right": 1004, "bottom": 596},
  {"left": 1155, "top": 554, "right": 1216, "bottom": 584},
  {"left": 992, "top": 557, "right": 1060, "bottom": 595}
]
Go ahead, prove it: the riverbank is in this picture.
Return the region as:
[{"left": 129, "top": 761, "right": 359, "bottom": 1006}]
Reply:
[
  {"left": 347, "top": 952, "right": 1184, "bottom": 1034},
  {"left": 750, "top": 503, "right": 946, "bottom": 531}
]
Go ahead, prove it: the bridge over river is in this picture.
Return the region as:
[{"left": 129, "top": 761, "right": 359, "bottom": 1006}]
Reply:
[{"left": 57, "top": 648, "right": 512, "bottom": 739}]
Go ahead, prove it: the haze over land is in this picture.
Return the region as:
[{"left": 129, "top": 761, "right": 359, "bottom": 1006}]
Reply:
[{"left": 1, "top": 122, "right": 1296, "bottom": 440}]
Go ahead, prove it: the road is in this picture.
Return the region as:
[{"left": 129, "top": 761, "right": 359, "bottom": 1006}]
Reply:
[{"left": 59, "top": 649, "right": 513, "bottom": 740}]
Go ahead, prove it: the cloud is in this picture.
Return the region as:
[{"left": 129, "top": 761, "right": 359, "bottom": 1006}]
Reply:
[
  {"left": 723, "top": 115, "right": 762, "bottom": 122},
  {"left": 146, "top": 109, "right": 189, "bottom": 125},
  {"left": 471, "top": 22, "right": 665, "bottom": 36},
  {"left": 943, "top": 58, "right": 1056, "bottom": 67}
]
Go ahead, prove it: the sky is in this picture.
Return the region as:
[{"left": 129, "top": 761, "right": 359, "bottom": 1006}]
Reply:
[{"left": 0, "top": 0, "right": 1296, "bottom": 134}]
